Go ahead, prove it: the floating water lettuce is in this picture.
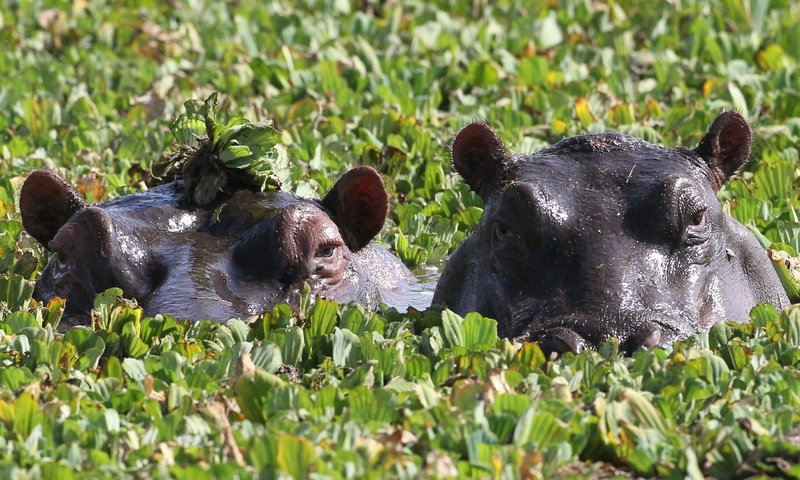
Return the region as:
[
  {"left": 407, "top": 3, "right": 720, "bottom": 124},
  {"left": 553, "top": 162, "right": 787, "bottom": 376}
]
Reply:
[{"left": 155, "top": 92, "right": 289, "bottom": 206}]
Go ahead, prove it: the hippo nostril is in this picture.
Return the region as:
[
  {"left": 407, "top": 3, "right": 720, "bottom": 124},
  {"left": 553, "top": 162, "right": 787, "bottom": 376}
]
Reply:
[
  {"left": 622, "top": 325, "right": 663, "bottom": 353},
  {"left": 537, "top": 327, "right": 586, "bottom": 357}
]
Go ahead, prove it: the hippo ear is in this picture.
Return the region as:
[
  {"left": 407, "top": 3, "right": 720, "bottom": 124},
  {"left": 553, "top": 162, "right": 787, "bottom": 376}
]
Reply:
[
  {"left": 321, "top": 166, "right": 388, "bottom": 252},
  {"left": 694, "top": 111, "right": 753, "bottom": 190},
  {"left": 20, "top": 170, "right": 86, "bottom": 246},
  {"left": 452, "top": 123, "right": 507, "bottom": 200}
]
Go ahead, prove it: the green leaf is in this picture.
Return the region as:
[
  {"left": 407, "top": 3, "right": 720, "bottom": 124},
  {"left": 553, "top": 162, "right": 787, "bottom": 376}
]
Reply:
[
  {"left": 93, "top": 287, "right": 124, "bottom": 325},
  {"left": 218, "top": 144, "right": 252, "bottom": 164},
  {"left": 228, "top": 122, "right": 281, "bottom": 153},
  {"left": 0, "top": 367, "right": 35, "bottom": 391},
  {"left": 332, "top": 327, "right": 360, "bottom": 368},
  {"left": 226, "top": 318, "right": 250, "bottom": 344},
  {"left": 6, "top": 311, "right": 39, "bottom": 333},
  {"left": 537, "top": 11, "right": 563, "bottom": 49},
  {"left": 441, "top": 309, "right": 464, "bottom": 348},
  {"left": 235, "top": 368, "right": 285, "bottom": 422},
  {"left": 619, "top": 388, "right": 667, "bottom": 433},
  {"left": 277, "top": 434, "right": 317, "bottom": 479},
  {"left": 461, "top": 313, "right": 497, "bottom": 349},
  {"left": 103, "top": 356, "right": 124, "bottom": 381},
  {"left": 405, "top": 354, "right": 431, "bottom": 379},
  {"left": 170, "top": 117, "right": 206, "bottom": 147},
  {"left": 527, "top": 410, "right": 570, "bottom": 450},
  {"left": 282, "top": 326, "right": 305, "bottom": 365},
  {"left": 340, "top": 304, "right": 367, "bottom": 334},
  {"left": 104, "top": 408, "right": 121, "bottom": 433},
  {"left": 309, "top": 297, "right": 339, "bottom": 339},
  {"left": 727, "top": 83, "right": 748, "bottom": 115},
  {"left": 250, "top": 343, "right": 283, "bottom": 373},
  {"left": 13, "top": 392, "right": 40, "bottom": 437},
  {"left": 767, "top": 250, "right": 800, "bottom": 303},
  {"left": 64, "top": 328, "right": 105, "bottom": 355},
  {"left": 781, "top": 307, "right": 800, "bottom": 346},
  {"left": 0, "top": 274, "right": 35, "bottom": 312},
  {"left": 518, "top": 57, "right": 549, "bottom": 87},
  {"left": 41, "top": 463, "right": 76, "bottom": 480},
  {"left": 756, "top": 44, "right": 787, "bottom": 70},
  {"left": 122, "top": 358, "right": 147, "bottom": 385},
  {"left": 750, "top": 303, "right": 780, "bottom": 329}
]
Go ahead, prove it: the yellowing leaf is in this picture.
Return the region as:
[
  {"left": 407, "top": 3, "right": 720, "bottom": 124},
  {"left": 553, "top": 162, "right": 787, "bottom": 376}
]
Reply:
[
  {"left": 551, "top": 119, "right": 568, "bottom": 136},
  {"left": 609, "top": 104, "right": 634, "bottom": 126},
  {"left": 13, "top": 392, "right": 40, "bottom": 437},
  {"left": 756, "top": 44, "right": 786, "bottom": 71},
  {"left": 545, "top": 70, "right": 563, "bottom": 85},
  {"left": 702, "top": 78, "right": 715, "bottom": 98},
  {"left": 644, "top": 99, "right": 664, "bottom": 118},
  {"left": 575, "top": 97, "right": 594, "bottom": 127}
]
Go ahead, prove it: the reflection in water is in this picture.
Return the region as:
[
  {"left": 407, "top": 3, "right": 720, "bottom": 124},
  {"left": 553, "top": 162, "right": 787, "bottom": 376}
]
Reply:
[{"left": 380, "top": 265, "right": 441, "bottom": 312}]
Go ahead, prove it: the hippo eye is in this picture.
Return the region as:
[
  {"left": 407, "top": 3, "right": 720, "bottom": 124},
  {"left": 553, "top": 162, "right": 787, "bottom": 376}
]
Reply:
[
  {"left": 690, "top": 211, "right": 705, "bottom": 227},
  {"left": 493, "top": 223, "right": 513, "bottom": 241},
  {"left": 684, "top": 208, "right": 709, "bottom": 246},
  {"left": 492, "top": 222, "right": 522, "bottom": 250},
  {"left": 315, "top": 244, "right": 338, "bottom": 258}
]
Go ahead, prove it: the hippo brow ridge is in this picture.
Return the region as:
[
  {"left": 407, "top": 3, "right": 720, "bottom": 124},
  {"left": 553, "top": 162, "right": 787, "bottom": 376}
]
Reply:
[{"left": 541, "top": 132, "right": 658, "bottom": 155}]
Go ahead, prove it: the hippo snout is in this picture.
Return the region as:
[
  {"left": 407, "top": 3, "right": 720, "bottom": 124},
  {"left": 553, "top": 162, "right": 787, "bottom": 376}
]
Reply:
[
  {"left": 528, "top": 316, "right": 672, "bottom": 356},
  {"left": 536, "top": 327, "right": 587, "bottom": 356}
]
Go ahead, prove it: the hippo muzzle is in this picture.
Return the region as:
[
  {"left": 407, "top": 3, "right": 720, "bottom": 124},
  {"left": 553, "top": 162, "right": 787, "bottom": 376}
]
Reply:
[{"left": 521, "top": 312, "right": 684, "bottom": 356}]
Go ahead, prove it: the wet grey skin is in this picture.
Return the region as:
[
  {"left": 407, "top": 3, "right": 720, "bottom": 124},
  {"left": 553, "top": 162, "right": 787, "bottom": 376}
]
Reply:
[
  {"left": 433, "top": 112, "right": 789, "bottom": 356},
  {"left": 20, "top": 166, "right": 414, "bottom": 326}
]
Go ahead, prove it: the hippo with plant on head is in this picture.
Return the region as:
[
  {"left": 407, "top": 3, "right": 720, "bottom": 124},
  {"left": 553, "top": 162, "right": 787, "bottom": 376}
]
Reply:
[
  {"left": 433, "top": 112, "right": 789, "bottom": 354},
  {"left": 20, "top": 166, "right": 414, "bottom": 324}
]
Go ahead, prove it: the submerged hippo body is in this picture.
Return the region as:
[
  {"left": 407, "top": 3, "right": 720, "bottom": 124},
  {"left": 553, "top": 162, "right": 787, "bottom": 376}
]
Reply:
[
  {"left": 21, "top": 166, "right": 414, "bottom": 323},
  {"left": 434, "top": 112, "right": 788, "bottom": 353}
]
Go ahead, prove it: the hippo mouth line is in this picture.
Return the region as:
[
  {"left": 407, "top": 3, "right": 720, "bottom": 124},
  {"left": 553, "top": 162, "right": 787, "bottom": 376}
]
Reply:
[{"left": 518, "top": 309, "right": 689, "bottom": 352}]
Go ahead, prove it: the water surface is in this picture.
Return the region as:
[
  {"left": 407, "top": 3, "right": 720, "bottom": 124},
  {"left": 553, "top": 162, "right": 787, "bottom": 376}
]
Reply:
[{"left": 380, "top": 265, "right": 440, "bottom": 312}]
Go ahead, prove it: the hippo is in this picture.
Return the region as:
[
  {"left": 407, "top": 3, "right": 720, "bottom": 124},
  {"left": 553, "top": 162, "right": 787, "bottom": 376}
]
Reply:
[
  {"left": 20, "top": 166, "right": 414, "bottom": 324},
  {"left": 433, "top": 111, "right": 789, "bottom": 354}
]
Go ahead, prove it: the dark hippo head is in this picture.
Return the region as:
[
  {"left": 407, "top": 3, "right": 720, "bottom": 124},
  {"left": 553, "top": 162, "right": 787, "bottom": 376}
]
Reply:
[
  {"left": 21, "top": 166, "right": 413, "bottom": 324},
  {"left": 434, "top": 112, "right": 789, "bottom": 355}
]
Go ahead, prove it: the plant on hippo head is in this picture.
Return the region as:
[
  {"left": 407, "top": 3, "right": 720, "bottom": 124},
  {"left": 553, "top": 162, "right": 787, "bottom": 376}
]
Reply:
[{"left": 155, "top": 92, "right": 289, "bottom": 206}]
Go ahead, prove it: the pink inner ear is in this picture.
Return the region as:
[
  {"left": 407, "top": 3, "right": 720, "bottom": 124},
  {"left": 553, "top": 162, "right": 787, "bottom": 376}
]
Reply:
[
  {"left": 716, "top": 116, "right": 752, "bottom": 160},
  {"left": 696, "top": 112, "right": 753, "bottom": 190},
  {"left": 323, "top": 166, "right": 388, "bottom": 252},
  {"left": 20, "top": 170, "right": 86, "bottom": 246},
  {"left": 344, "top": 179, "right": 385, "bottom": 214},
  {"left": 452, "top": 123, "right": 505, "bottom": 199},
  {"left": 453, "top": 123, "right": 500, "bottom": 161}
]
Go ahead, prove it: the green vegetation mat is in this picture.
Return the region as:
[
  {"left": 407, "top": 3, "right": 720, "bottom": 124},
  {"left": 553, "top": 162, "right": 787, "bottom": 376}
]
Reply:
[{"left": 1, "top": 0, "right": 799, "bottom": 478}]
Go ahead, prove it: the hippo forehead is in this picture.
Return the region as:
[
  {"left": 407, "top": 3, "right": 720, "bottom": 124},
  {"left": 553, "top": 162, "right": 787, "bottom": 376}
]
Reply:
[
  {"left": 224, "top": 189, "right": 307, "bottom": 220},
  {"left": 540, "top": 132, "right": 653, "bottom": 155},
  {"left": 485, "top": 134, "right": 725, "bottom": 247},
  {"left": 208, "top": 189, "right": 325, "bottom": 237},
  {"left": 500, "top": 133, "right": 712, "bottom": 205}
]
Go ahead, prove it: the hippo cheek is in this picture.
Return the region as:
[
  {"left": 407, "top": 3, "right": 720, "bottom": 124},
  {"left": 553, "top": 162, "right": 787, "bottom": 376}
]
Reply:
[
  {"left": 48, "top": 223, "right": 112, "bottom": 312},
  {"left": 695, "top": 272, "right": 729, "bottom": 330},
  {"left": 310, "top": 260, "right": 381, "bottom": 306},
  {"left": 50, "top": 257, "right": 95, "bottom": 312}
]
